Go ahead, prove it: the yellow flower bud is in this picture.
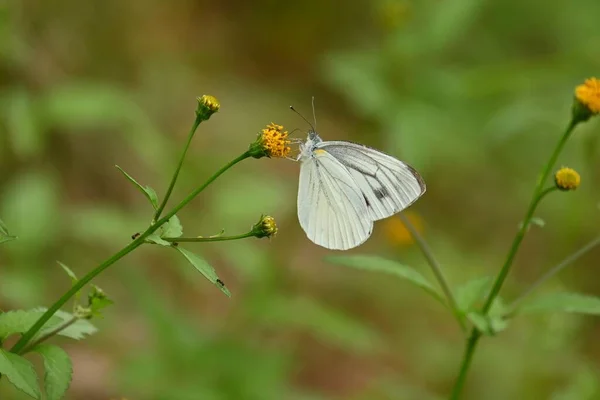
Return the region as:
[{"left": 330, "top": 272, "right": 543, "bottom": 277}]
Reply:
[
  {"left": 196, "top": 95, "right": 220, "bottom": 121},
  {"left": 248, "top": 123, "right": 291, "bottom": 159},
  {"left": 555, "top": 167, "right": 581, "bottom": 191}
]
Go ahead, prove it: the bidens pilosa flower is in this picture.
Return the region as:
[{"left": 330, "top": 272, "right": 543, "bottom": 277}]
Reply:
[
  {"left": 196, "top": 95, "right": 220, "bottom": 121},
  {"left": 252, "top": 215, "right": 278, "bottom": 238},
  {"left": 249, "top": 123, "right": 291, "bottom": 159},
  {"left": 573, "top": 78, "right": 600, "bottom": 123},
  {"left": 555, "top": 167, "right": 580, "bottom": 191}
]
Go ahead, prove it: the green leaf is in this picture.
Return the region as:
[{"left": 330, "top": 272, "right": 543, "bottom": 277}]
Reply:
[
  {"left": 32, "top": 344, "right": 72, "bottom": 400},
  {"left": 34, "top": 310, "right": 97, "bottom": 340},
  {"left": 467, "top": 311, "right": 508, "bottom": 336},
  {"left": 0, "top": 348, "right": 41, "bottom": 399},
  {"left": 161, "top": 215, "right": 182, "bottom": 238},
  {"left": 325, "top": 255, "right": 444, "bottom": 304},
  {"left": 145, "top": 215, "right": 183, "bottom": 246},
  {"left": 518, "top": 292, "right": 600, "bottom": 316},
  {"left": 57, "top": 262, "right": 78, "bottom": 283},
  {"left": 175, "top": 247, "right": 231, "bottom": 297},
  {"left": 115, "top": 165, "right": 159, "bottom": 210},
  {"left": 0, "top": 217, "right": 10, "bottom": 235},
  {"left": 0, "top": 235, "right": 17, "bottom": 244},
  {"left": 0, "top": 310, "right": 61, "bottom": 340},
  {"left": 455, "top": 276, "right": 493, "bottom": 313}
]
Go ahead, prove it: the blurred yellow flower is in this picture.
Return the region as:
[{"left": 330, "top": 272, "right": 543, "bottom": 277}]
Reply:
[
  {"left": 196, "top": 94, "right": 220, "bottom": 120},
  {"left": 249, "top": 123, "right": 291, "bottom": 159},
  {"left": 252, "top": 215, "right": 278, "bottom": 238},
  {"left": 384, "top": 212, "right": 423, "bottom": 246},
  {"left": 575, "top": 78, "right": 600, "bottom": 114},
  {"left": 555, "top": 167, "right": 580, "bottom": 191}
]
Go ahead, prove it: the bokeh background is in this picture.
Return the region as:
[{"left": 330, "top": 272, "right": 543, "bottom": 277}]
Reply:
[{"left": 1, "top": 0, "right": 600, "bottom": 399}]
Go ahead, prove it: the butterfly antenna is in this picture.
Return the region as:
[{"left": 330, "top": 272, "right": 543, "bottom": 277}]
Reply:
[
  {"left": 311, "top": 96, "right": 317, "bottom": 129},
  {"left": 289, "top": 105, "right": 315, "bottom": 131}
]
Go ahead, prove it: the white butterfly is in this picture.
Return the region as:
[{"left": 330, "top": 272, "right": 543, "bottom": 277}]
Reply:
[{"left": 297, "top": 129, "right": 426, "bottom": 250}]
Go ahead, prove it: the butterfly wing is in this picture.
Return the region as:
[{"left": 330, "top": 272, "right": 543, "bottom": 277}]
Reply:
[
  {"left": 317, "top": 141, "right": 426, "bottom": 221},
  {"left": 298, "top": 149, "right": 373, "bottom": 250}
]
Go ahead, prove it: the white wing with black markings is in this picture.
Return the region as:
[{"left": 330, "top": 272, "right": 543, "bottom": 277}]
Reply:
[
  {"left": 316, "top": 141, "right": 426, "bottom": 221},
  {"left": 297, "top": 149, "right": 373, "bottom": 250}
]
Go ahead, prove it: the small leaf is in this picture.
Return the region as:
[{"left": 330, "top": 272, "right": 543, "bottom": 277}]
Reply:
[
  {"left": 32, "top": 345, "right": 72, "bottom": 400},
  {"left": 519, "top": 217, "right": 546, "bottom": 231},
  {"left": 34, "top": 310, "right": 97, "bottom": 340},
  {"left": 518, "top": 292, "right": 600, "bottom": 316},
  {"left": 325, "top": 255, "right": 444, "bottom": 304},
  {"left": 0, "top": 236, "right": 17, "bottom": 244},
  {"left": 115, "top": 165, "right": 159, "bottom": 209},
  {"left": 175, "top": 247, "right": 231, "bottom": 297},
  {"left": 467, "top": 312, "right": 508, "bottom": 336},
  {"left": 0, "top": 348, "right": 41, "bottom": 399},
  {"left": 455, "top": 276, "right": 493, "bottom": 313},
  {"left": 161, "top": 215, "right": 183, "bottom": 238},
  {"left": 57, "top": 262, "right": 78, "bottom": 283},
  {"left": 0, "top": 217, "right": 10, "bottom": 235},
  {"left": 145, "top": 216, "right": 183, "bottom": 246},
  {"left": 0, "top": 310, "right": 61, "bottom": 340}
]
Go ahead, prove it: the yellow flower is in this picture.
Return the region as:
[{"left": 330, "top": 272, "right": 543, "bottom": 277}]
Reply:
[
  {"left": 252, "top": 215, "right": 278, "bottom": 238},
  {"left": 555, "top": 167, "right": 580, "bottom": 191},
  {"left": 573, "top": 78, "right": 600, "bottom": 123},
  {"left": 384, "top": 212, "right": 423, "bottom": 246},
  {"left": 196, "top": 95, "right": 220, "bottom": 120},
  {"left": 575, "top": 78, "right": 600, "bottom": 114},
  {"left": 249, "top": 123, "right": 291, "bottom": 159}
]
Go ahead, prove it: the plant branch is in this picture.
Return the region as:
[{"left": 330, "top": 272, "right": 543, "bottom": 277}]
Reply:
[
  {"left": 153, "top": 116, "right": 202, "bottom": 222},
  {"left": 20, "top": 316, "right": 78, "bottom": 354},
  {"left": 9, "top": 151, "right": 251, "bottom": 355},
  {"left": 510, "top": 234, "right": 600, "bottom": 311},
  {"left": 163, "top": 232, "right": 255, "bottom": 243},
  {"left": 397, "top": 213, "right": 466, "bottom": 332}
]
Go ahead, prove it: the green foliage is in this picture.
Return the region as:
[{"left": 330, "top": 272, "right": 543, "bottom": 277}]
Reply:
[
  {"left": 455, "top": 276, "right": 493, "bottom": 314},
  {"left": 0, "top": 349, "right": 40, "bottom": 399},
  {"left": 146, "top": 215, "right": 183, "bottom": 246},
  {"left": 326, "top": 255, "right": 444, "bottom": 304},
  {"left": 31, "top": 345, "right": 72, "bottom": 400},
  {"left": 517, "top": 292, "right": 600, "bottom": 315},
  {"left": 0, "top": 218, "right": 16, "bottom": 244},
  {"left": 34, "top": 310, "right": 97, "bottom": 340},
  {"left": 115, "top": 165, "right": 160, "bottom": 210},
  {"left": 0, "top": 310, "right": 60, "bottom": 340},
  {"left": 175, "top": 247, "right": 231, "bottom": 297}
]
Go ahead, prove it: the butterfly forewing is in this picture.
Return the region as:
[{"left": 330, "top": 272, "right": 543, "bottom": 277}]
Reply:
[
  {"left": 316, "top": 141, "right": 426, "bottom": 221},
  {"left": 298, "top": 150, "right": 373, "bottom": 250}
]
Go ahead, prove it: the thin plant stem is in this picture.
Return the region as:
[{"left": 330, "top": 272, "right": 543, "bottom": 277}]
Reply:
[
  {"left": 510, "top": 235, "right": 600, "bottom": 311},
  {"left": 163, "top": 232, "right": 255, "bottom": 243},
  {"left": 153, "top": 116, "right": 202, "bottom": 222},
  {"left": 10, "top": 151, "right": 251, "bottom": 354},
  {"left": 449, "top": 120, "right": 577, "bottom": 400},
  {"left": 397, "top": 213, "right": 466, "bottom": 332},
  {"left": 20, "top": 317, "right": 78, "bottom": 355}
]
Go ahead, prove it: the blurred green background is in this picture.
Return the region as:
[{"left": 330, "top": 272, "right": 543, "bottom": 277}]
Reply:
[{"left": 1, "top": 0, "right": 600, "bottom": 399}]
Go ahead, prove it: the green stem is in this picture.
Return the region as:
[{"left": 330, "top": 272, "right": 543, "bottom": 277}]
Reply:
[
  {"left": 397, "top": 213, "right": 466, "bottom": 332},
  {"left": 163, "top": 232, "right": 255, "bottom": 243},
  {"left": 153, "top": 116, "right": 202, "bottom": 223},
  {"left": 9, "top": 151, "right": 251, "bottom": 355},
  {"left": 449, "top": 120, "right": 577, "bottom": 400},
  {"left": 20, "top": 316, "right": 78, "bottom": 354},
  {"left": 510, "top": 235, "right": 600, "bottom": 312},
  {"left": 450, "top": 330, "right": 481, "bottom": 400}
]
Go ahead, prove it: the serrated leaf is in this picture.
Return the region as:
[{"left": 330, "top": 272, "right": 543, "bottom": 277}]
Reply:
[
  {"left": 455, "top": 276, "right": 493, "bottom": 313},
  {"left": 325, "top": 255, "right": 444, "bottom": 304},
  {"left": 518, "top": 292, "right": 600, "bottom": 316},
  {"left": 145, "top": 232, "right": 172, "bottom": 246},
  {"left": 115, "top": 165, "right": 159, "bottom": 209},
  {"left": 175, "top": 247, "right": 231, "bottom": 297},
  {"left": 34, "top": 310, "right": 97, "bottom": 340},
  {"left": 89, "top": 297, "right": 114, "bottom": 318},
  {"left": 0, "top": 310, "right": 61, "bottom": 340},
  {"left": 32, "top": 344, "right": 72, "bottom": 400},
  {"left": 0, "top": 348, "right": 41, "bottom": 399}
]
